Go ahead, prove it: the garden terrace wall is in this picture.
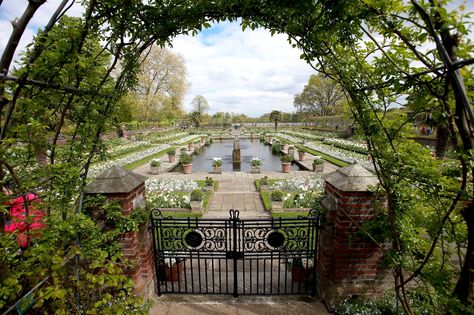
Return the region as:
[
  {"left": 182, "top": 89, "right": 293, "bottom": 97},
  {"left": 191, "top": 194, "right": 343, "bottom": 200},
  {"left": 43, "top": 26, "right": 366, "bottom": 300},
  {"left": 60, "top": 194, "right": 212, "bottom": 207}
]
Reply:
[{"left": 317, "top": 162, "right": 390, "bottom": 304}]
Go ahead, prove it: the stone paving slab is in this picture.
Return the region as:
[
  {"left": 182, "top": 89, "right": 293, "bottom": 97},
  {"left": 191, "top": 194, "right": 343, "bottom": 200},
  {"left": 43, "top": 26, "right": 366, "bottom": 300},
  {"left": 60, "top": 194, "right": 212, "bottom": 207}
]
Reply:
[{"left": 149, "top": 295, "right": 329, "bottom": 315}]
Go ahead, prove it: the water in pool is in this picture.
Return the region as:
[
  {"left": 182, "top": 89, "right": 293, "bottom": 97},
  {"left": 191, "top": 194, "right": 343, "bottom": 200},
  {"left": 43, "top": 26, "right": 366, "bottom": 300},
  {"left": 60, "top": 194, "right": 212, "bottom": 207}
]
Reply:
[{"left": 177, "top": 139, "right": 302, "bottom": 172}]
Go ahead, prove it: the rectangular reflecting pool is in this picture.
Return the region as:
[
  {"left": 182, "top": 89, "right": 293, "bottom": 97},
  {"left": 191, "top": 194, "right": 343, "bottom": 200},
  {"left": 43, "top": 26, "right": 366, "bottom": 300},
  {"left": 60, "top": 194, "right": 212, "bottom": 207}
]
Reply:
[{"left": 174, "top": 139, "right": 303, "bottom": 172}]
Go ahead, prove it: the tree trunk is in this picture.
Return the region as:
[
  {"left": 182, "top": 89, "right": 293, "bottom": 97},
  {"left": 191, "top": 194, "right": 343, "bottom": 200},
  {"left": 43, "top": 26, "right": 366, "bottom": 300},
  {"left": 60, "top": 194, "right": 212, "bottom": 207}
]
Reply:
[
  {"left": 454, "top": 202, "right": 474, "bottom": 303},
  {"left": 435, "top": 124, "right": 449, "bottom": 158}
]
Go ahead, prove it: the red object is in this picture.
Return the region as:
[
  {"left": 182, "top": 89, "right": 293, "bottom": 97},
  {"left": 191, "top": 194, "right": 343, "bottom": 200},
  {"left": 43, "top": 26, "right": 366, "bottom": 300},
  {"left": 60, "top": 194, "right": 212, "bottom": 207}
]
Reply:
[
  {"left": 3, "top": 193, "right": 46, "bottom": 247},
  {"left": 291, "top": 266, "right": 311, "bottom": 282}
]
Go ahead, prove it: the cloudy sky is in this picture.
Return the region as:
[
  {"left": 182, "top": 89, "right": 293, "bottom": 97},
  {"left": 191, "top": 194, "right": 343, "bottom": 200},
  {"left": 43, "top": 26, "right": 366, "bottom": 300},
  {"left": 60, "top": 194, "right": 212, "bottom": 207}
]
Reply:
[
  {"left": 171, "top": 23, "right": 314, "bottom": 116},
  {"left": 0, "top": 1, "right": 472, "bottom": 117}
]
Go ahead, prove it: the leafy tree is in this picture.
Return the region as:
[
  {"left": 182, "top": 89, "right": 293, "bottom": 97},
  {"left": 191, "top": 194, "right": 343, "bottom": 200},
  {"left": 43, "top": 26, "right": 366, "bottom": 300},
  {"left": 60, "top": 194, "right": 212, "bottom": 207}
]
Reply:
[
  {"left": 130, "top": 46, "right": 187, "bottom": 122},
  {"left": 191, "top": 95, "right": 209, "bottom": 115},
  {"left": 269, "top": 110, "right": 282, "bottom": 132},
  {"left": 294, "top": 74, "right": 347, "bottom": 116}
]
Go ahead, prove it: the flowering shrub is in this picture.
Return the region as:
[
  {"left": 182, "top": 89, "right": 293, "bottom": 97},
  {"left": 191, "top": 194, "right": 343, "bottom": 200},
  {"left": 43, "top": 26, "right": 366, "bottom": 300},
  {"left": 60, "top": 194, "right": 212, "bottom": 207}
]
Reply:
[
  {"left": 270, "top": 176, "right": 323, "bottom": 192},
  {"left": 190, "top": 189, "right": 204, "bottom": 201},
  {"left": 212, "top": 157, "right": 223, "bottom": 167},
  {"left": 150, "top": 159, "right": 161, "bottom": 167},
  {"left": 251, "top": 157, "right": 262, "bottom": 167},
  {"left": 271, "top": 190, "right": 285, "bottom": 201}
]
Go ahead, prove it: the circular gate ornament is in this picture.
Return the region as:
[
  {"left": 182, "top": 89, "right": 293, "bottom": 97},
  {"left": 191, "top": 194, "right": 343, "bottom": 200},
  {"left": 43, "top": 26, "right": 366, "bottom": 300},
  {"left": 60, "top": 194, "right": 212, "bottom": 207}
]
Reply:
[
  {"left": 267, "top": 231, "right": 285, "bottom": 248},
  {"left": 184, "top": 230, "right": 203, "bottom": 248}
]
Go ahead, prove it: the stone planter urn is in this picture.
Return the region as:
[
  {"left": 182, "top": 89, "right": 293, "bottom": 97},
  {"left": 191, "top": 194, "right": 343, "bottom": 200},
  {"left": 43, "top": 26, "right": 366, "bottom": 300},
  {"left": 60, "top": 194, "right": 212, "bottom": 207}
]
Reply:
[
  {"left": 190, "top": 200, "right": 203, "bottom": 212},
  {"left": 183, "top": 164, "right": 192, "bottom": 174},
  {"left": 168, "top": 154, "right": 176, "bottom": 163},
  {"left": 291, "top": 266, "right": 311, "bottom": 282},
  {"left": 272, "top": 201, "right": 284, "bottom": 211},
  {"left": 281, "top": 144, "right": 288, "bottom": 151},
  {"left": 213, "top": 166, "right": 222, "bottom": 174},
  {"left": 298, "top": 151, "right": 306, "bottom": 161},
  {"left": 251, "top": 166, "right": 261, "bottom": 174},
  {"left": 313, "top": 164, "right": 324, "bottom": 172},
  {"left": 188, "top": 143, "right": 193, "bottom": 151},
  {"left": 203, "top": 185, "right": 213, "bottom": 192},
  {"left": 288, "top": 147, "right": 295, "bottom": 156},
  {"left": 149, "top": 166, "right": 160, "bottom": 175},
  {"left": 281, "top": 162, "right": 291, "bottom": 173},
  {"left": 260, "top": 184, "right": 269, "bottom": 192},
  {"left": 161, "top": 260, "right": 184, "bottom": 281}
]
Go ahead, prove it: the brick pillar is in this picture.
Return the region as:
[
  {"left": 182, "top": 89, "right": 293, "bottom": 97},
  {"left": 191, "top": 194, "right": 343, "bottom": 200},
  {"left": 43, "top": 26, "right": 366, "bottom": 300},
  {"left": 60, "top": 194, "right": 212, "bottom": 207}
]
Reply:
[
  {"left": 85, "top": 166, "right": 155, "bottom": 297},
  {"left": 317, "top": 162, "right": 388, "bottom": 304}
]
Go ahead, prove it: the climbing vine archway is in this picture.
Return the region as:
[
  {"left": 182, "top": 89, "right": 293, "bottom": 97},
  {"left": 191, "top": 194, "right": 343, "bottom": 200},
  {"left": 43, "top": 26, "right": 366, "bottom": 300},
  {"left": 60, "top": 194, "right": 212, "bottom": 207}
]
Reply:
[{"left": 1, "top": 0, "right": 473, "bottom": 313}]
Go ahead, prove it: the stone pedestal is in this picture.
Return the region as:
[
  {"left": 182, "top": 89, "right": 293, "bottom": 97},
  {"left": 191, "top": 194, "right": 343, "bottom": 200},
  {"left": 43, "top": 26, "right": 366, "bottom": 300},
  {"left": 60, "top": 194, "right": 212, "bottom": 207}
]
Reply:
[
  {"left": 232, "top": 136, "right": 241, "bottom": 163},
  {"left": 317, "top": 162, "right": 388, "bottom": 304},
  {"left": 85, "top": 166, "right": 155, "bottom": 297}
]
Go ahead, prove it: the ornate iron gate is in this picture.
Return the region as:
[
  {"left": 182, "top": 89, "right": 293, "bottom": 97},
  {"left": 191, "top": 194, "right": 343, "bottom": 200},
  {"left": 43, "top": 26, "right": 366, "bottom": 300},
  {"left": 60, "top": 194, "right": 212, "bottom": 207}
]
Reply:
[{"left": 150, "top": 209, "right": 320, "bottom": 297}]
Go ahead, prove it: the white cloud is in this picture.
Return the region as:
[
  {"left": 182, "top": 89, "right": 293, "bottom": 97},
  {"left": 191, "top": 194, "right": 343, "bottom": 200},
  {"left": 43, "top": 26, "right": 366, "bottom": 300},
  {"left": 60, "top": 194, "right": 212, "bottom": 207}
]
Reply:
[
  {"left": 0, "top": 0, "right": 83, "bottom": 69},
  {"left": 170, "top": 22, "right": 314, "bottom": 117}
]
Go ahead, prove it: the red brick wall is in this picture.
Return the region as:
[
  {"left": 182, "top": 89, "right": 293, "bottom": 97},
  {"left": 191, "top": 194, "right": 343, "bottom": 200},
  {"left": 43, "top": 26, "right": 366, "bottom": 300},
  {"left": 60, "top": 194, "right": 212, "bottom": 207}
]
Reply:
[
  {"left": 318, "top": 182, "right": 388, "bottom": 303},
  {"left": 105, "top": 183, "right": 155, "bottom": 297}
]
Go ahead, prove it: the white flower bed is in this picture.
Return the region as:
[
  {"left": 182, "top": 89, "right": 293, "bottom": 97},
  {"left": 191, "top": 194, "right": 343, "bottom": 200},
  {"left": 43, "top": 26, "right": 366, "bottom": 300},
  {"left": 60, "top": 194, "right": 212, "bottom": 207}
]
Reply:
[
  {"left": 146, "top": 178, "right": 198, "bottom": 192},
  {"left": 107, "top": 141, "right": 151, "bottom": 157},
  {"left": 275, "top": 133, "right": 375, "bottom": 172},
  {"left": 322, "top": 138, "right": 368, "bottom": 154},
  {"left": 147, "top": 192, "right": 191, "bottom": 208},
  {"left": 271, "top": 176, "right": 324, "bottom": 192},
  {"left": 144, "top": 132, "right": 187, "bottom": 143},
  {"left": 89, "top": 135, "right": 201, "bottom": 178}
]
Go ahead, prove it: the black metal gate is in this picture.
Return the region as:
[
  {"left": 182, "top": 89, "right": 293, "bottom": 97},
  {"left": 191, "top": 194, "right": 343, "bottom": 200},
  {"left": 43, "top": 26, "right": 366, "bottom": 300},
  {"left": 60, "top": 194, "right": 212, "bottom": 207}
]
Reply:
[{"left": 150, "top": 209, "right": 320, "bottom": 297}]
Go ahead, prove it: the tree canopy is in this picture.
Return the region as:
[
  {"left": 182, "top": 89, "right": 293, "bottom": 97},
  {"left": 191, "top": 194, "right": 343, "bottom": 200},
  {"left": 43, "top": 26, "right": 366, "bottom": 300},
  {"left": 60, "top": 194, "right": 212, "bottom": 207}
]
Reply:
[{"left": 294, "top": 74, "right": 347, "bottom": 116}]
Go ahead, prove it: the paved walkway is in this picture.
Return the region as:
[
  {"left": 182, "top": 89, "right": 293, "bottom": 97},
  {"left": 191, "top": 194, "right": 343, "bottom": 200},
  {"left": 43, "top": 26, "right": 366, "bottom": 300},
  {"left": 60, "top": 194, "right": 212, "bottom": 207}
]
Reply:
[{"left": 149, "top": 295, "right": 329, "bottom": 314}]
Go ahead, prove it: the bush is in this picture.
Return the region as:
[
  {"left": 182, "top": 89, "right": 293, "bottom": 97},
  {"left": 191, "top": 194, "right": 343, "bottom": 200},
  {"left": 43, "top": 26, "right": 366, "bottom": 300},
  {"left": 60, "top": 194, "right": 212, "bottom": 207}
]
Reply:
[
  {"left": 205, "top": 177, "right": 214, "bottom": 186},
  {"left": 271, "top": 190, "right": 284, "bottom": 202},
  {"left": 150, "top": 158, "right": 161, "bottom": 167},
  {"left": 212, "top": 157, "right": 223, "bottom": 167},
  {"left": 313, "top": 157, "right": 324, "bottom": 165},
  {"left": 272, "top": 142, "right": 281, "bottom": 153},
  {"left": 281, "top": 154, "right": 294, "bottom": 163},
  {"left": 190, "top": 189, "right": 204, "bottom": 201},
  {"left": 180, "top": 153, "right": 193, "bottom": 165},
  {"left": 167, "top": 148, "right": 176, "bottom": 155},
  {"left": 251, "top": 157, "right": 262, "bottom": 167}
]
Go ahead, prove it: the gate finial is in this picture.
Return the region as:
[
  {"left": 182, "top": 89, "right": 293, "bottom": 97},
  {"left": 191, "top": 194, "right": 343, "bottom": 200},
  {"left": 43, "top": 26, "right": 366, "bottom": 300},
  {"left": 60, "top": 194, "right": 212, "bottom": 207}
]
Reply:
[{"left": 229, "top": 209, "right": 240, "bottom": 219}]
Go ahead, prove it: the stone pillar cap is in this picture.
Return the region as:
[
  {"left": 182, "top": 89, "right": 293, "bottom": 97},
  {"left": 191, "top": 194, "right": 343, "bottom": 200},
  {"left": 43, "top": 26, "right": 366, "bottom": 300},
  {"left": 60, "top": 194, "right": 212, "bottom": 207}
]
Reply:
[
  {"left": 324, "top": 161, "right": 379, "bottom": 192},
  {"left": 85, "top": 165, "right": 147, "bottom": 194}
]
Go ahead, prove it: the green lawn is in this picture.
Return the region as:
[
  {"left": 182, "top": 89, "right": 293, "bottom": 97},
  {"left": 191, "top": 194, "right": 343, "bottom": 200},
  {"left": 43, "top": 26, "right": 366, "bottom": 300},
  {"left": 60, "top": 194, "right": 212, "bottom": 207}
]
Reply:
[
  {"left": 124, "top": 136, "right": 202, "bottom": 170},
  {"left": 254, "top": 178, "right": 279, "bottom": 191},
  {"left": 203, "top": 191, "right": 212, "bottom": 210},
  {"left": 196, "top": 179, "right": 219, "bottom": 191},
  {"left": 260, "top": 191, "right": 272, "bottom": 211},
  {"left": 271, "top": 211, "right": 308, "bottom": 218},
  {"left": 124, "top": 146, "right": 175, "bottom": 170},
  {"left": 160, "top": 212, "right": 203, "bottom": 218},
  {"left": 294, "top": 144, "right": 349, "bottom": 167}
]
